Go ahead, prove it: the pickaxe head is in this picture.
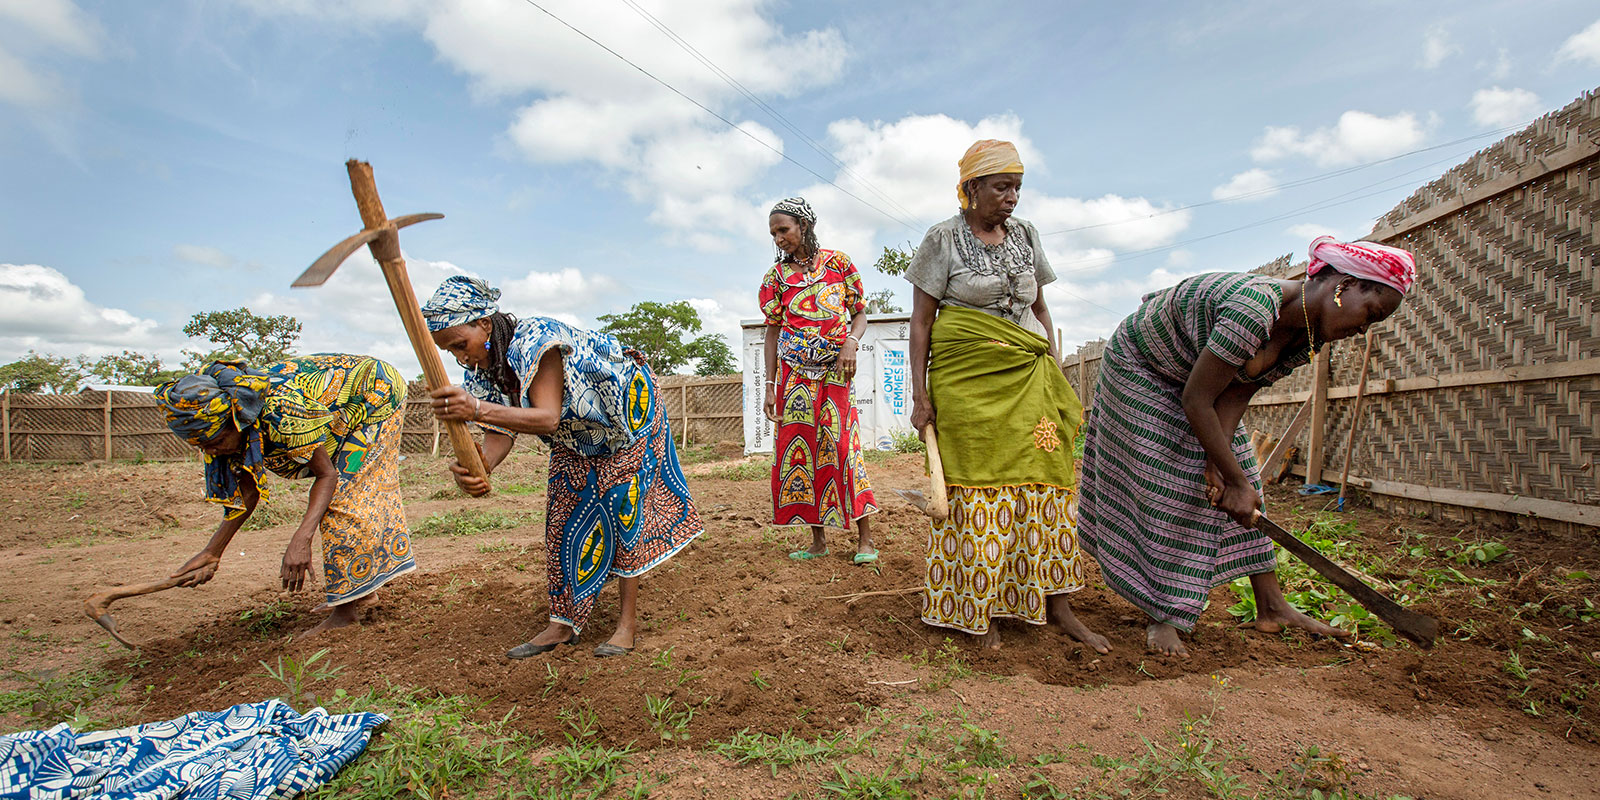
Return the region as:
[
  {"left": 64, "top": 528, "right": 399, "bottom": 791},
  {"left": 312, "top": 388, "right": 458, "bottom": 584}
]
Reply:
[{"left": 292, "top": 212, "right": 443, "bottom": 287}]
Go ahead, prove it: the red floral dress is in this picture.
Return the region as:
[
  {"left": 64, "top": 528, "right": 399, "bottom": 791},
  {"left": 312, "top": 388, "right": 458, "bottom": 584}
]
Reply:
[{"left": 759, "top": 250, "right": 879, "bottom": 529}]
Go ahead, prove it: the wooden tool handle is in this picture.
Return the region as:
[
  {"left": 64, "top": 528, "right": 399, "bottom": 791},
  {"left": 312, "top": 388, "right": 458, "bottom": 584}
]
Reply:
[
  {"left": 346, "top": 160, "right": 491, "bottom": 491},
  {"left": 922, "top": 425, "right": 949, "bottom": 523},
  {"left": 83, "top": 573, "right": 191, "bottom": 618}
]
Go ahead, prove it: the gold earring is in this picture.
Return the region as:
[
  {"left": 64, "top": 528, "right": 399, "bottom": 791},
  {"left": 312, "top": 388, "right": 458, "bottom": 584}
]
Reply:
[{"left": 1334, "top": 284, "right": 1345, "bottom": 308}]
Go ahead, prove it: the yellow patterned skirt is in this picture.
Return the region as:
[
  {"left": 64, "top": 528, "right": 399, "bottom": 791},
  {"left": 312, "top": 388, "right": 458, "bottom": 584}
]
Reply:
[
  {"left": 921, "top": 484, "right": 1086, "bottom": 635},
  {"left": 320, "top": 414, "right": 416, "bottom": 605}
]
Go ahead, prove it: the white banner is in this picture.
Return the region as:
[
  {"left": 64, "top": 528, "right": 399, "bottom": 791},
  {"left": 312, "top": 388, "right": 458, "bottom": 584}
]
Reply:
[{"left": 741, "top": 314, "right": 914, "bottom": 454}]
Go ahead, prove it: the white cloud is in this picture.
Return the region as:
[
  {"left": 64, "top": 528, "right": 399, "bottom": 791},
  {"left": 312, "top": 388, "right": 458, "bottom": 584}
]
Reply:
[
  {"left": 1419, "top": 26, "right": 1457, "bottom": 69},
  {"left": 1557, "top": 19, "right": 1600, "bottom": 66},
  {"left": 1482, "top": 48, "right": 1512, "bottom": 81},
  {"left": 1469, "top": 86, "right": 1541, "bottom": 128},
  {"left": 244, "top": 0, "right": 845, "bottom": 252},
  {"left": 0, "top": 0, "right": 103, "bottom": 110},
  {"left": 1251, "top": 110, "right": 1428, "bottom": 167},
  {"left": 500, "top": 267, "right": 621, "bottom": 315},
  {"left": 1285, "top": 223, "right": 1343, "bottom": 242},
  {"left": 173, "top": 244, "right": 237, "bottom": 269},
  {"left": 0, "top": 263, "right": 164, "bottom": 361},
  {"left": 1210, "top": 168, "right": 1279, "bottom": 201},
  {"left": 1045, "top": 267, "right": 1206, "bottom": 353}
]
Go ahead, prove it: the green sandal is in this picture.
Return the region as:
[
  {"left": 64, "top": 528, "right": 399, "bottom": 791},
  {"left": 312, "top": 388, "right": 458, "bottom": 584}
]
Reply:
[
  {"left": 789, "top": 549, "right": 829, "bottom": 560},
  {"left": 852, "top": 552, "right": 879, "bottom": 565}
]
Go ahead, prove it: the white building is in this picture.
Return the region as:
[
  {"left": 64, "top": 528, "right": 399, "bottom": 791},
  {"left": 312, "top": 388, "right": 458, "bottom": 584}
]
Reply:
[{"left": 740, "top": 313, "right": 914, "bottom": 454}]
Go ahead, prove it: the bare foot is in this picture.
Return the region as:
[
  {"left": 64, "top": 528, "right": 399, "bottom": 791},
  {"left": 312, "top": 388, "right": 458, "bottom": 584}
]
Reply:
[
  {"left": 1253, "top": 607, "right": 1352, "bottom": 638},
  {"left": 979, "top": 626, "right": 1001, "bottom": 651},
  {"left": 1146, "top": 622, "right": 1190, "bottom": 658},
  {"left": 299, "top": 606, "right": 360, "bottom": 639},
  {"left": 1049, "top": 596, "right": 1111, "bottom": 654},
  {"left": 312, "top": 594, "right": 378, "bottom": 614}
]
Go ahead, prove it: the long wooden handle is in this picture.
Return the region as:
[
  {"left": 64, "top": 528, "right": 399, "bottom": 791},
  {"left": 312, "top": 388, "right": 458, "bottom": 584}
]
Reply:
[
  {"left": 346, "top": 160, "right": 490, "bottom": 491},
  {"left": 1252, "top": 512, "right": 1439, "bottom": 647},
  {"left": 922, "top": 426, "right": 949, "bottom": 523},
  {"left": 1337, "top": 330, "right": 1377, "bottom": 502},
  {"left": 84, "top": 574, "right": 190, "bottom": 619}
]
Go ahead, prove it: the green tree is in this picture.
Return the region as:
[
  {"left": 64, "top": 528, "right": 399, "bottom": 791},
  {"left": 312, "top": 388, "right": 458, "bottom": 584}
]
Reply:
[
  {"left": 181, "top": 307, "right": 301, "bottom": 368},
  {"left": 596, "top": 301, "right": 708, "bottom": 374},
  {"left": 80, "top": 350, "right": 181, "bottom": 386},
  {"left": 688, "top": 334, "right": 736, "bottom": 376},
  {"left": 0, "top": 351, "right": 84, "bottom": 394},
  {"left": 872, "top": 243, "right": 914, "bottom": 277},
  {"left": 864, "top": 288, "right": 901, "bottom": 314}
]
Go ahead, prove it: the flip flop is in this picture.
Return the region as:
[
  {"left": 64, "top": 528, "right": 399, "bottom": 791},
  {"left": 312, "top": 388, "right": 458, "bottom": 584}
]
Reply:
[
  {"left": 789, "top": 549, "right": 829, "bottom": 560},
  {"left": 852, "top": 552, "right": 879, "bottom": 565},
  {"left": 506, "top": 633, "right": 579, "bottom": 659},
  {"left": 593, "top": 642, "right": 634, "bottom": 658}
]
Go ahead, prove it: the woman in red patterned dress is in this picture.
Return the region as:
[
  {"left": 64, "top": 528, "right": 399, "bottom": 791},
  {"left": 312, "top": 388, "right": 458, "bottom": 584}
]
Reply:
[{"left": 760, "top": 197, "right": 880, "bottom": 563}]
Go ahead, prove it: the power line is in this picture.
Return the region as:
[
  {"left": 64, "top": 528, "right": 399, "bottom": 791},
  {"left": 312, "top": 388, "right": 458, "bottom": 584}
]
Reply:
[
  {"left": 1040, "top": 120, "right": 1535, "bottom": 238},
  {"left": 512, "top": 0, "right": 923, "bottom": 233},
  {"left": 615, "top": 0, "right": 924, "bottom": 226}
]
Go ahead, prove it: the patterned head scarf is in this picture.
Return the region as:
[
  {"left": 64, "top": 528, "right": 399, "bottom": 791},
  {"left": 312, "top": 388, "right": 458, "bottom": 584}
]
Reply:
[
  {"left": 154, "top": 361, "right": 272, "bottom": 519},
  {"left": 1306, "top": 236, "right": 1417, "bottom": 295},
  {"left": 957, "top": 139, "right": 1024, "bottom": 208},
  {"left": 422, "top": 276, "right": 502, "bottom": 333},
  {"left": 770, "top": 196, "right": 816, "bottom": 225}
]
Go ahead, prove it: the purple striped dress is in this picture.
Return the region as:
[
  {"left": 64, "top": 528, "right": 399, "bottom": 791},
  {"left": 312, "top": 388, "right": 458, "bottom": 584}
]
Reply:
[{"left": 1078, "top": 272, "right": 1312, "bottom": 631}]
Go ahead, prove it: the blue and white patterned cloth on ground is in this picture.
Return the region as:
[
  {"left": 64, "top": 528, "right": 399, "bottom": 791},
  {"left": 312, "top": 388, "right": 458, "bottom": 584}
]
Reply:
[{"left": 0, "top": 699, "right": 385, "bottom": 800}]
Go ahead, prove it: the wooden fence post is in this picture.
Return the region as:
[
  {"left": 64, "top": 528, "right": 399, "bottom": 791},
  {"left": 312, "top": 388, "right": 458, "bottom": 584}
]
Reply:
[
  {"left": 1338, "top": 330, "right": 1377, "bottom": 502},
  {"left": 680, "top": 384, "right": 690, "bottom": 447},
  {"left": 2, "top": 388, "right": 9, "bottom": 463},
  {"left": 1306, "top": 347, "right": 1331, "bottom": 485},
  {"left": 1076, "top": 350, "right": 1087, "bottom": 407},
  {"left": 431, "top": 412, "right": 441, "bottom": 457},
  {"left": 103, "top": 391, "right": 113, "bottom": 462}
]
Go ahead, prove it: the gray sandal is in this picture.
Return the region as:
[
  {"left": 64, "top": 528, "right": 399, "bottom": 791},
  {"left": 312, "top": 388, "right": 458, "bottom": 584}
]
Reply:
[
  {"left": 507, "top": 633, "right": 578, "bottom": 659},
  {"left": 593, "top": 642, "right": 634, "bottom": 658}
]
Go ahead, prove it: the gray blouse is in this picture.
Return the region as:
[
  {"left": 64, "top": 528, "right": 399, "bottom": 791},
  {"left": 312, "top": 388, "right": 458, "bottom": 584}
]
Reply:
[{"left": 904, "top": 214, "right": 1055, "bottom": 328}]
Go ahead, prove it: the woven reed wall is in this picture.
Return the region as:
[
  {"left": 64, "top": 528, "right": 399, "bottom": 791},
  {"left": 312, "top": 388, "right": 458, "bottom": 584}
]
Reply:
[
  {"left": 1061, "top": 88, "right": 1600, "bottom": 530},
  {"left": 1, "top": 391, "right": 190, "bottom": 462}
]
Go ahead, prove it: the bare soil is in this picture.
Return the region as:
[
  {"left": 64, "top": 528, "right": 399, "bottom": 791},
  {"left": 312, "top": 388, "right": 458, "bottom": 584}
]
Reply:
[{"left": 1, "top": 447, "right": 1596, "bottom": 799}]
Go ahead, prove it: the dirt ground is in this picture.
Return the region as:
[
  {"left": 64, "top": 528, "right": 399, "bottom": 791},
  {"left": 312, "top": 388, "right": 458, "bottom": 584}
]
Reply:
[{"left": 1, "top": 446, "right": 1597, "bottom": 799}]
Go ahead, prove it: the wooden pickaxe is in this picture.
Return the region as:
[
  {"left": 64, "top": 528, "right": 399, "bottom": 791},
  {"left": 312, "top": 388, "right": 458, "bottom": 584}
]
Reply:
[
  {"left": 292, "top": 159, "right": 490, "bottom": 492},
  {"left": 83, "top": 570, "right": 207, "bottom": 649},
  {"left": 891, "top": 425, "right": 950, "bottom": 522}
]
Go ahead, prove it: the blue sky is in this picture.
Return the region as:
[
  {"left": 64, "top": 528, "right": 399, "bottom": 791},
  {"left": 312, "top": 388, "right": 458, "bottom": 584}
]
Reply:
[{"left": 3, "top": 0, "right": 1598, "bottom": 378}]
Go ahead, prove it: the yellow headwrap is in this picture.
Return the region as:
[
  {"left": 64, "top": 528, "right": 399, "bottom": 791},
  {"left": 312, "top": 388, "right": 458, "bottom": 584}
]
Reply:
[{"left": 956, "top": 139, "right": 1024, "bottom": 208}]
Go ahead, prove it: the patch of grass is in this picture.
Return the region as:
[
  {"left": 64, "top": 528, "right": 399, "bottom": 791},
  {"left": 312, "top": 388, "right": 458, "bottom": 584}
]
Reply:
[
  {"left": 239, "top": 600, "right": 296, "bottom": 638},
  {"left": 675, "top": 444, "right": 725, "bottom": 465},
  {"left": 244, "top": 496, "right": 301, "bottom": 531},
  {"left": 498, "top": 481, "right": 545, "bottom": 496},
  {"left": 706, "top": 459, "right": 772, "bottom": 481},
  {"left": 887, "top": 428, "right": 925, "bottom": 453},
  {"left": 0, "top": 666, "right": 130, "bottom": 728},
  {"left": 412, "top": 509, "right": 528, "bottom": 538},
  {"left": 644, "top": 694, "right": 696, "bottom": 742},
  {"left": 910, "top": 639, "right": 976, "bottom": 692},
  {"left": 1447, "top": 539, "right": 1510, "bottom": 565},
  {"left": 260, "top": 648, "right": 344, "bottom": 708},
  {"left": 475, "top": 538, "right": 521, "bottom": 554},
  {"left": 820, "top": 762, "right": 916, "bottom": 799},
  {"left": 713, "top": 729, "right": 847, "bottom": 775},
  {"left": 1227, "top": 513, "right": 1401, "bottom": 643}
]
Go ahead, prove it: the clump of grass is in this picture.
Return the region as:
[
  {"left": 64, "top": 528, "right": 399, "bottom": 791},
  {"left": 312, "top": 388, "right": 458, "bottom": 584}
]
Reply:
[
  {"left": 708, "top": 459, "right": 772, "bottom": 481},
  {"left": 260, "top": 648, "right": 344, "bottom": 707},
  {"left": 713, "top": 729, "right": 848, "bottom": 776},
  {"left": 888, "top": 429, "right": 925, "bottom": 453},
  {"left": 244, "top": 496, "right": 301, "bottom": 531},
  {"left": 0, "top": 666, "right": 130, "bottom": 728},
  {"left": 239, "top": 600, "right": 296, "bottom": 638},
  {"left": 498, "top": 481, "right": 545, "bottom": 496},
  {"left": 412, "top": 509, "right": 528, "bottom": 538}
]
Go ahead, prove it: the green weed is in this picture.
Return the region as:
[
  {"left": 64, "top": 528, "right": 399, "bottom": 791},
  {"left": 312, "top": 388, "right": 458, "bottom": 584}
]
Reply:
[
  {"left": 412, "top": 509, "right": 528, "bottom": 538},
  {"left": 0, "top": 666, "right": 130, "bottom": 728},
  {"left": 239, "top": 600, "right": 296, "bottom": 638},
  {"left": 259, "top": 648, "right": 344, "bottom": 707},
  {"left": 707, "top": 459, "right": 772, "bottom": 481},
  {"left": 713, "top": 729, "right": 850, "bottom": 776}
]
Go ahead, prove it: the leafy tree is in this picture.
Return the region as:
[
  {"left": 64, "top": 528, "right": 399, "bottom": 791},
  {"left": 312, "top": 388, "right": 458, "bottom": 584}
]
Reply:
[
  {"left": 688, "top": 334, "right": 736, "bottom": 376},
  {"left": 0, "top": 351, "right": 84, "bottom": 394},
  {"left": 864, "top": 288, "right": 901, "bottom": 314},
  {"left": 596, "top": 301, "right": 708, "bottom": 374},
  {"left": 80, "top": 350, "right": 181, "bottom": 386},
  {"left": 872, "top": 243, "right": 914, "bottom": 277},
  {"left": 181, "top": 307, "right": 301, "bottom": 369}
]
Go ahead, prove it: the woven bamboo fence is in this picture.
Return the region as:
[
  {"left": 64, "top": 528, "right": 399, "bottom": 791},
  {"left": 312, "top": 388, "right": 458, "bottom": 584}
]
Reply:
[{"left": 1063, "top": 88, "right": 1600, "bottom": 531}]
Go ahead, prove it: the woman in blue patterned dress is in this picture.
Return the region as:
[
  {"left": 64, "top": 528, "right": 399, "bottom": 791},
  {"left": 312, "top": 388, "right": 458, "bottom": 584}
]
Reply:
[{"left": 423, "top": 276, "right": 704, "bottom": 659}]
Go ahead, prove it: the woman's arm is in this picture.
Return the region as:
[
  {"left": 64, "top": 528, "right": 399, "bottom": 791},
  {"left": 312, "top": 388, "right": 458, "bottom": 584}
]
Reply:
[
  {"left": 432, "top": 348, "right": 564, "bottom": 435},
  {"left": 1182, "top": 349, "right": 1260, "bottom": 527},
  {"left": 281, "top": 446, "right": 338, "bottom": 592},
  {"left": 1030, "top": 293, "right": 1059, "bottom": 363},
  {"left": 909, "top": 287, "right": 938, "bottom": 431},
  {"left": 763, "top": 325, "right": 780, "bottom": 421},
  {"left": 172, "top": 470, "right": 260, "bottom": 587},
  {"left": 838, "top": 308, "right": 870, "bottom": 382}
]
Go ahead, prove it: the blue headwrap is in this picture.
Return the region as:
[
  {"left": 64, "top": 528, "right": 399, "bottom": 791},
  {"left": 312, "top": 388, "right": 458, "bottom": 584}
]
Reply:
[{"left": 422, "top": 276, "right": 501, "bottom": 332}]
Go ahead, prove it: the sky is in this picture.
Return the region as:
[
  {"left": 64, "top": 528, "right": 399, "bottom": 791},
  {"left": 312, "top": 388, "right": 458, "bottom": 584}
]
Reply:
[{"left": 3, "top": 0, "right": 1598, "bottom": 379}]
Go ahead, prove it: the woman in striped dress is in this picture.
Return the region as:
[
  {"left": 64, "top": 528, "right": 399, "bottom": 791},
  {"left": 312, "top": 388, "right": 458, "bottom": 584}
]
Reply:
[{"left": 1079, "top": 237, "right": 1416, "bottom": 657}]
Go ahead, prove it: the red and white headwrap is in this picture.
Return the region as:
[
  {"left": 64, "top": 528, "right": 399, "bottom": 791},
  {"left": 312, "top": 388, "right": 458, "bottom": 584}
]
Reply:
[{"left": 1306, "top": 236, "right": 1417, "bottom": 295}]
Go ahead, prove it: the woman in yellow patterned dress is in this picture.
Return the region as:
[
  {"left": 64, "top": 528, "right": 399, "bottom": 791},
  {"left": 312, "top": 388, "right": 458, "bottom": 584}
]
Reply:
[{"left": 155, "top": 355, "right": 416, "bottom": 638}]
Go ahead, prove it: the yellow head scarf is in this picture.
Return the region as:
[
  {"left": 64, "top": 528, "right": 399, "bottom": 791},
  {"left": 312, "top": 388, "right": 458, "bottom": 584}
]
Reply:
[{"left": 956, "top": 139, "right": 1024, "bottom": 208}]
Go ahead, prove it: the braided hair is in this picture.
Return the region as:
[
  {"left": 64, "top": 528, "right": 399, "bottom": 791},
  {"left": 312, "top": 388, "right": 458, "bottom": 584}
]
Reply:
[{"left": 483, "top": 312, "right": 521, "bottom": 400}]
